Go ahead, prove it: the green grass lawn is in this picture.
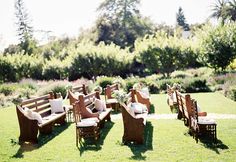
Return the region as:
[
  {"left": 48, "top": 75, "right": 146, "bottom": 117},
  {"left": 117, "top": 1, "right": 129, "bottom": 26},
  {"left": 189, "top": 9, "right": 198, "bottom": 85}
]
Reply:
[{"left": 0, "top": 92, "right": 236, "bottom": 162}]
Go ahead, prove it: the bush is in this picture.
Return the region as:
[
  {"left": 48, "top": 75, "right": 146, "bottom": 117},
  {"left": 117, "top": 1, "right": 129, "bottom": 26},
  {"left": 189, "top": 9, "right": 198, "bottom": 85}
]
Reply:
[
  {"left": 182, "top": 78, "right": 211, "bottom": 93},
  {"left": 226, "top": 86, "right": 236, "bottom": 101},
  {"left": 43, "top": 59, "right": 68, "bottom": 80},
  {"left": 0, "top": 56, "right": 16, "bottom": 82},
  {"left": 0, "top": 84, "right": 16, "bottom": 96},
  {"left": 69, "top": 42, "right": 132, "bottom": 80},
  {"left": 95, "top": 76, "right": 114, "bottom": 90}
]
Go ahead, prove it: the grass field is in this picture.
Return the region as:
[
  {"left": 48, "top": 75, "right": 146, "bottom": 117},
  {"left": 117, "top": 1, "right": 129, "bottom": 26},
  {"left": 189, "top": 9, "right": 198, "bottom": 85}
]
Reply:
[{"left": 0, "top": 92, "right": 236, "bottom": 162}]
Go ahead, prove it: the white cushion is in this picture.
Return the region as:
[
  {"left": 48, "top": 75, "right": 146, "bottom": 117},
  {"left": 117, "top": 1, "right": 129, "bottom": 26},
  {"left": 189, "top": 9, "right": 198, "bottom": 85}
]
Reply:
[
  {"left": 140, "top": 87, "right": 150, "bottom": 99},
  {"left": 23, "top": 107, "right": 43, "bottom": 124},
  {"left": 94, "top": 98, "right": 106, "bottom": 112},
  {"left": 131, "top": 102, "right": 148, "bottom": 114},
  {"left": 81, "top": 117, "right": 99, "bottom": 123},
  {"left": 76, "top": 120, "right": 97, "bottom": 127},
  {"left": 24, "top": 107, "right": 33, "bottom": 118},
  {"left": 49, "top": 98, "right": 64, "bottom": 113},
  {"left": 32, "top": 112, "right": 43, "bottom": 124},
  {"left": 198, "top": 117, "right": 216, "bottom": 125}
]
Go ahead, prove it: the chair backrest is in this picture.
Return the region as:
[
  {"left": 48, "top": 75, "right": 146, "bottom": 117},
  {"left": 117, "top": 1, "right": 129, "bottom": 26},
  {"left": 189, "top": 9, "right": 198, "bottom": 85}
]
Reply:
[
  {"left": 78, "top": 91, "right": 100, "bottom": 110},
  {"left": 70, "top": 91, "right": 100, "bottom": 119},
  {"left": 191, "top": 99, "right": 199, "bottom": 122},
  {"left": 19, "top": 92, "right": 55, "bottom": 117},
  {"left": 104, "top": 84, "right": 119, "bottom": 100},
  {"left": 175, "top": 91, "right": 193, "bottom": 124},
  {"left": 73, "top": 101, "right": 82, "bottom": 123}
]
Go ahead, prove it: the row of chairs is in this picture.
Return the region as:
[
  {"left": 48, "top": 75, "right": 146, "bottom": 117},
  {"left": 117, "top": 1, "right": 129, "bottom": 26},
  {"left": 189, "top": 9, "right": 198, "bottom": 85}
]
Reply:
[
  {"left": 167, "top": 86, "right": 217, "bottom": 143},
  {"left": 68, "top": 83, "right": 151, "bottom": 145}
]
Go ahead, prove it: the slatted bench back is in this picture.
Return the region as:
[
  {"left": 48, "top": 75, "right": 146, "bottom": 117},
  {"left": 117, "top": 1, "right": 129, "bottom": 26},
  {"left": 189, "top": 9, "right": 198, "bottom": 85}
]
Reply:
[
  {"left": 20, "top": 92, "right": 54, "bottom": 117},
  {"left": 72, "top": 84, "right": 88, "bottom": 95},
  {"left": 105, "top": 84, "right": 119, "bottom": 99}
]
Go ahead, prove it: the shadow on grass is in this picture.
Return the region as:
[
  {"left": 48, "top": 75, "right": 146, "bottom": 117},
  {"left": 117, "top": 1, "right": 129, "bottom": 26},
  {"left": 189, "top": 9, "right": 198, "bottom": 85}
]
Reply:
[
  {"left": 184, "top": 131, "right": 229, "bottom": 154},
  {"left": 11, "top": 122, "right": 71, "bottom": 159},
  {"left": 126, "top": 121, "right": 153, "bottom": 160},
  {"left": 199, "top": 138, "right": 229, "bottom": 154},
  {"left": 78, "top": 121, "right": 114, "bottom": 156}
]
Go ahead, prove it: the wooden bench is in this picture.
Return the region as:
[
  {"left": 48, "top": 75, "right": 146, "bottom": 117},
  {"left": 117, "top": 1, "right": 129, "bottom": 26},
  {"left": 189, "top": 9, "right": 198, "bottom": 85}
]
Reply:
[
  {"left": 120, "top": 102, "right": 148, "bottom": 144},
  {"left": 104, "top": 84, "right": 119, "bottom": 110},
  {"left": 70, "top": 91, "right": 112, "bottom": 128},
  {"left": 16, "top": 92, "right": 66, "bottom": 144},
  {"left": 120, "top": 90, "right": 148, "bottom": 144}
]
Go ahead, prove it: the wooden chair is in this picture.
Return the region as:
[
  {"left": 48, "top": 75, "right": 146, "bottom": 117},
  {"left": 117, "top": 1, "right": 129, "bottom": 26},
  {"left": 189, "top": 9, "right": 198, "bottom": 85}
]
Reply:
[
  {"left": 190, "top": 100, "right": 217, "bottom": 143},
  {"left": 73, "top": 101, "right": 100, "bottom": 146},
  {"left": 104, "top": 84, "right": 120, "bottom": 110}
]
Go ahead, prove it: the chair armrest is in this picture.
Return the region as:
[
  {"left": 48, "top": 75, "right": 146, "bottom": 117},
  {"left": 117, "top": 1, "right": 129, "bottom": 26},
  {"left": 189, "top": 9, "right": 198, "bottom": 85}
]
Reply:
[{"left": 198, "top": 112, "right": 207, "bottom": 116}]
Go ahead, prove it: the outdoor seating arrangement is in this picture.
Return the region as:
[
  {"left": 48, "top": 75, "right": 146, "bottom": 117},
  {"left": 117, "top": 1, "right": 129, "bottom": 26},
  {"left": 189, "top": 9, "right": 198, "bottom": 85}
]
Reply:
[
  {"left": 174, "top": 90, "right": 217, "bottom": 142},
  {"left": 16, "top": 92, "right": 66, "bottom": 144}
]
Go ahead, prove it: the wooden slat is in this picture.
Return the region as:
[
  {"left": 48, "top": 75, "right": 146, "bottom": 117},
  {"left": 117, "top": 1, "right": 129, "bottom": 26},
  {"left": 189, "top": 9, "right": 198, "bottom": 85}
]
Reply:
[
  {"left": 35, "top": 104, "right": 51, "bottom": 112},
  {"left": 21, "top": 94, "right": 50, "bottom": 105}
]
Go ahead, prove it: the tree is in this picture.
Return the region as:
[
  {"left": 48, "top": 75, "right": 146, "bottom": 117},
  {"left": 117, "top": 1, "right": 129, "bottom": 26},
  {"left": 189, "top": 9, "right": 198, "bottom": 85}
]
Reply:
[
  {"left": 95, "top": 0, "right": 154, "bottom": 49},
  {"left": 15, "top": 0, "right": 36, "bottom": 55},
  {"left": 199, "top": 24, "right": 236, "bottom": 71},
  {"left": 228, "top": 0, "right": 236, "bottom": 21},
  {"left": 176, "top": 7, "right": 190, "bottom": 31},
  {"left": 211, "top": 0, "right": 236, "bottom": 24}
]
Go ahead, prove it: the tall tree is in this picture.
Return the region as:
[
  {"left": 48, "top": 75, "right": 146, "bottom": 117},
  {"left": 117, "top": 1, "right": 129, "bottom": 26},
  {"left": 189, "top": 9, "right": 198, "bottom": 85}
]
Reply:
[
  {"left": 211, "top": 0, "right": 230, "bottom": 24},
  {"left": 228, "top": 0, "right": 236, "bottom": 21},
  {"left": 96, "top": 0, "right": 154, "bottom": 49},
  {"left": 176, "top": 7, "right": 190, "bottom": 31},
  {"left": 15, "top": 0, "right": 36, "bottom": 54}
]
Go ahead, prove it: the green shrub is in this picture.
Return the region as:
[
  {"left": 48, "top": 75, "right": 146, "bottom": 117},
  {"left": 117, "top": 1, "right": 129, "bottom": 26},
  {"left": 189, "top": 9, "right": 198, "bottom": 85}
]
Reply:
[
  {"left": 146, "top": 81, "right": 159, "bottom": 94},
  {"left": 69, "top": 42, "right": 132, "bottom": 80},
  {"left": 0, "top": 84, "right": 16, "bottom": 96},
  {"left": 226, "top": 86, "right": 236, "bottom": 101},
  {"left": 95, "top": 76, "right": 114, "bottom": 93},
  {"left": 157, "top": 78, "right": 182, "bottom": 93},
  {"left": 170, "top": 70, "right": 193, "bottom": 78},
  {"left": 182, "top": 78, "right": 211, "bottom": 93},
  {"left": 43, "top": 59, "right": 68, "bottom": 80},
  {"left": 0, "top": 56, "right": 16, "bottom": 82}
]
